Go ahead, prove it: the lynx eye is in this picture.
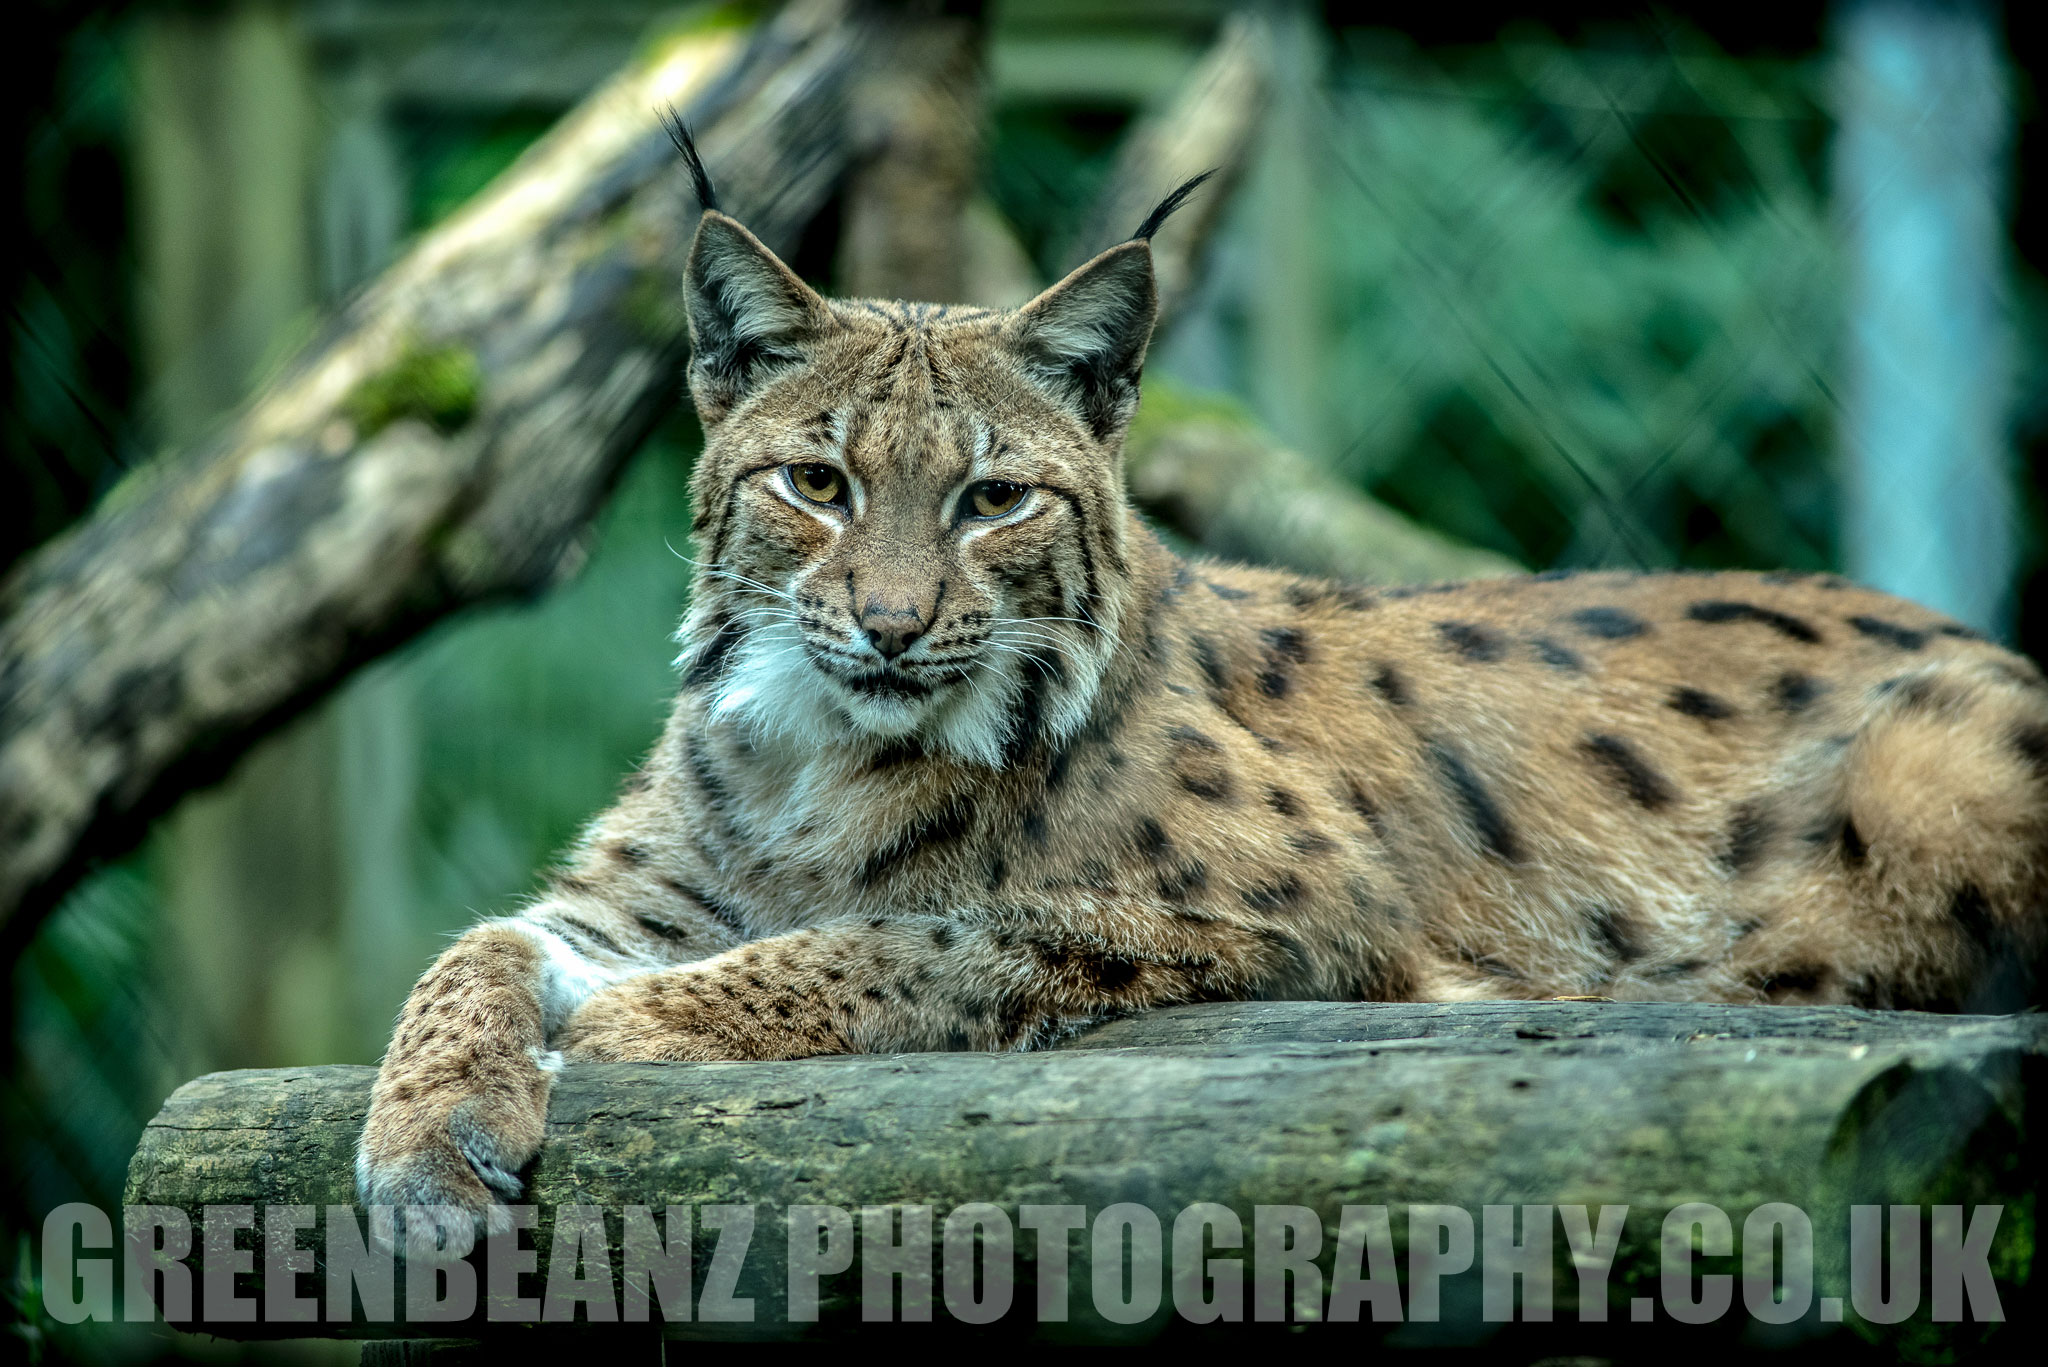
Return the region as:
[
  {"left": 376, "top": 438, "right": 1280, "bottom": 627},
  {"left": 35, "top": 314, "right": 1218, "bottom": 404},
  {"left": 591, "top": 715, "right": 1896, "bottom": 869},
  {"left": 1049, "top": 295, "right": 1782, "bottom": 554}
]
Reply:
[
  {"left": 788, "top": 463, "right": 846, "bottom": 507},
  {"left": 966, "top": 480, "right": 1027, "bottom": 519}
]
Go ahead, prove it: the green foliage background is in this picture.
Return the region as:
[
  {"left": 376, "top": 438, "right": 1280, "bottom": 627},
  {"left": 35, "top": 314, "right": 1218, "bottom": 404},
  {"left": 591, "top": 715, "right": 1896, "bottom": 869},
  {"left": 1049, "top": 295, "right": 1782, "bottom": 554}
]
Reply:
[{"left": 4, "top": 4, "right": 2046, "bottom": 1361}]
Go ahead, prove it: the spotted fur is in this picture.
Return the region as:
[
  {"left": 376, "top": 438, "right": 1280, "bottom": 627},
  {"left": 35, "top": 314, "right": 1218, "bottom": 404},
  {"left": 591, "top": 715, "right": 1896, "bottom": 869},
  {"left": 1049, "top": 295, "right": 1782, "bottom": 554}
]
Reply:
[{"left": 359, "top": 199, "right": 2048, "bottom": 1240}]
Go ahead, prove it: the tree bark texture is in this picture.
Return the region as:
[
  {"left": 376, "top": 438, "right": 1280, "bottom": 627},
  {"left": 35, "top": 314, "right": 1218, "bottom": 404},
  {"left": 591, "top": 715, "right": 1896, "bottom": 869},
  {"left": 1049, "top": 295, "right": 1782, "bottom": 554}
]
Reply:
[
  {"left": 124, "top": 1001, "right": 2043, "bottom": 1345},
  {"left": 835, "top": 1, "right": 988, "bottom": 304},
  {"left": 0, "top": 0, "right": 887, "bottom": 957}
]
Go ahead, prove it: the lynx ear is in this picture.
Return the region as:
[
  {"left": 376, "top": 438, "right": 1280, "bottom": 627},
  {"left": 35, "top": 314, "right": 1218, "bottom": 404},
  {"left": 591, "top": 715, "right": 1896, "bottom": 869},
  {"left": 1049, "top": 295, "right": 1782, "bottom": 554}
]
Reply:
[
  {"left": 1004, "top": 241, "right": 1158, "bottom": 444},
  {"left": 684, "top": 212, "right": 833, "bottom": 426}
]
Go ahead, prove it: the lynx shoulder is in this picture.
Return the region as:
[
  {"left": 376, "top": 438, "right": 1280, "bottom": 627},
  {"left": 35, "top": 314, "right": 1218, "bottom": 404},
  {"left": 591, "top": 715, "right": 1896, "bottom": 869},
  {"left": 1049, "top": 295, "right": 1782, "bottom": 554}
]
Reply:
[{"left": 357, "top": 156, "right": 2048, "bottom": 1230}]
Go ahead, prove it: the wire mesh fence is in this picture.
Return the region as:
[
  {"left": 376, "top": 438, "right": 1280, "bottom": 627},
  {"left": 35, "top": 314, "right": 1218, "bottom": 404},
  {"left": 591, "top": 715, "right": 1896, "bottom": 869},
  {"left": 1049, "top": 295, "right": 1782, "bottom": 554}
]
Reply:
[{"left": 3, "top": 4, "right": 2046, "bottom": 1358}]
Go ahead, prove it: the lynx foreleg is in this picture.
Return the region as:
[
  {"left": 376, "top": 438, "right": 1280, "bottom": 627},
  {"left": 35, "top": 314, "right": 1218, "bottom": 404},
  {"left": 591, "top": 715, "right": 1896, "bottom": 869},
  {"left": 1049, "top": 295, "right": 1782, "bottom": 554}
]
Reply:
[
  {"left": 355, "top": 916, "right": 621, "bottom": 1247},
  {"left": 560, "top": 901, "right": 1309, "bottom": 1061}
]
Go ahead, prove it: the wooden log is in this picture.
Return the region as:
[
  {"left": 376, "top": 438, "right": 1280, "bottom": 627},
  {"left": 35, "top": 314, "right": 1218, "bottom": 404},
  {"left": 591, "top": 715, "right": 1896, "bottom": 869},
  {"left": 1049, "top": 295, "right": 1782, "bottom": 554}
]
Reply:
[
  {"left": 0, "top": 0, "right": 894, "bottom": 957},
  {"left": 123, "top": 1001, "right": 2043, "bottom": 1346}
]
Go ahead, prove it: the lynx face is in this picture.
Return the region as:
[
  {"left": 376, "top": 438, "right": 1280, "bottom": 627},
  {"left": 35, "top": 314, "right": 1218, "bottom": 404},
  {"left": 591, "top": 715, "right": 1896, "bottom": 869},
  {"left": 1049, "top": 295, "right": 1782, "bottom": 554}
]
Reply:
[{"left": 678, "top": 215, "right": 1155, "bottom": 766}]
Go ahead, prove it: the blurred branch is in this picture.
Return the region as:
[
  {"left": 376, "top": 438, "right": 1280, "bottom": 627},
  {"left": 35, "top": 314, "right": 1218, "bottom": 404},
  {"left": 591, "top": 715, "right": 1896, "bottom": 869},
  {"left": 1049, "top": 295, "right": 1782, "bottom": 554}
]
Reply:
[
  {"left": 1069, "top": 9, "right": 1271, "bottom": 319},
  {"left": 0, "top": 0, "right": 890, "bottom": 955},
  {"left": 836, "top": 1, "right": 987, "bottom": 303}
]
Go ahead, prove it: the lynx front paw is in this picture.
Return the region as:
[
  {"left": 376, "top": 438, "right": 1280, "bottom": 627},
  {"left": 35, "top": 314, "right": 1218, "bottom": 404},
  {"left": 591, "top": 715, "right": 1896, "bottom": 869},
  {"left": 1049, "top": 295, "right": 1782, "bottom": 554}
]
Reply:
[{"left": 355, "top": 1046, "right": 559, "bottom": 1255}]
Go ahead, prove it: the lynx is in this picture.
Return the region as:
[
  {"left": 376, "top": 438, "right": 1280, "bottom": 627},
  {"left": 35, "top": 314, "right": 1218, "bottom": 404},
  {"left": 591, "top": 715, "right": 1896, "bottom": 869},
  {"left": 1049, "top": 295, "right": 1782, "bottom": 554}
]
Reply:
[{"left": 358, "top": 143, "right": 2048, "bottom": 1236}]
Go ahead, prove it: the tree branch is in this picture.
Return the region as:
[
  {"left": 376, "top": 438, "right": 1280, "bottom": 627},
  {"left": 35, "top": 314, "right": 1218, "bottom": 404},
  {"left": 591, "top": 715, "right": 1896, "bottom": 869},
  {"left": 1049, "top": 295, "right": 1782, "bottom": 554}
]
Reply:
[{"left": 0, "top": 0, "right": 887, "bottom": 955}]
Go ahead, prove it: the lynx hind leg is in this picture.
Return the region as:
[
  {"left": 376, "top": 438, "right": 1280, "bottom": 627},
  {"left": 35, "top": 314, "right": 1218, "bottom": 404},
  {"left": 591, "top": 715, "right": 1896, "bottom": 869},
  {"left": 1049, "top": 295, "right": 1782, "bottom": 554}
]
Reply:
[
  {"left": 356, "top": 920, "right": 612, "bottom": 1250},
  {"left": 1749, "top": 659, "right": 2048, "bottom": 1012}
]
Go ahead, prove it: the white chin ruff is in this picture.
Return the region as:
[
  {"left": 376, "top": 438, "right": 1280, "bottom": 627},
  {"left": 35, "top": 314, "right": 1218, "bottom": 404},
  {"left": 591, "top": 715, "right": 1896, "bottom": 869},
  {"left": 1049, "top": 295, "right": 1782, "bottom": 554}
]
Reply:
[{"left": 695, "top": 618, "right": 1096, "bottom": 770}]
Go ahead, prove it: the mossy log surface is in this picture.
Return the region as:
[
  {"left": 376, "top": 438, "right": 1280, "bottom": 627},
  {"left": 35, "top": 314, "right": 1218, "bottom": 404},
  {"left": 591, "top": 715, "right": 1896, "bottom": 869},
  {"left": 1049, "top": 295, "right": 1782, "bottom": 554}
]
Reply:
[
  {"left": 126, "top": 1001, "right": 2043, "bottom": 1346},
  {"left": 0, "top": 0, "right": 884, "bottom": 953}
]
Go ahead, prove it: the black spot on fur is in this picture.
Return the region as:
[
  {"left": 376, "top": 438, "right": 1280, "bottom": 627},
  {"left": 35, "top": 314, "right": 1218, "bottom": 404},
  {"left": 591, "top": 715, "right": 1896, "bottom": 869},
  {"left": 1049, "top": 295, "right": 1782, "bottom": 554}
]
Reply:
[
  {"left": 1191, "top": 635, "right": 1229, "bottom": 692},
  {"left": 1262, "top": 626, "right": 1312, "bottom": 662},
  {"left": 556, "top": 916, "right": 625, "bottom": 956},
  {"left": 1206, "top": 581, "right": 1252, "bottom": 601},
  {"left": 1086, "top": 956, "right": 1142, "bottom": 993},
  {"left": 1370, "top": 664, "right": 1412, "bottom": 705},
  {"left": 1949, "top": 883, "right": 1998, "bottom": 953},
  {"left": 682, "top": 616, "right": 747, "bottom": 686},
  {"left": 1873, "top": 674, "right": 1949, "bottom": 715},
  {"left": 1454, "top": 944, "right": 1522, "bottom": 978},
  {"left": 659, "top": 877, "right": 748, "bottom": 936},
  {"left": 1427, "top": 741, "right": 1521, "bottom": 862},
  {"left": 634, "top": 913, "right": 691, "bottom": 943},
  {"left": 1034, "top": 938, "right": 1140, "bottom": 994},
  {"left": 2015, "top": 724, "right": 2048, "bottom": 779},
  {"left": 1287, "top": 830, "right": 1336, "bottom": 856},
  {"left": 1751, "top": 965, "right": 1827, "bottom": 998},
  {"left": 1587, "top": 906, "right": 1645, "bottom": 961},
  {"left": 1134, "top": 818, "right": 1172, "bottom": 862},
  {"left": 1168, "top": 724, "right": 1222, "bottom": 753},
  {"left": 1020, "top": 805, "right": 1048, "bottom": 846},
  {"left": 1581, "top": 734, "right": 1678, "bottom": 810},
  {"left": 1847, "top": 615, "right": 1928, "bottom": 651},
  {"left": 1156, "top": 862, "right": 1208, "bottom": 901},
  {"left": 1001, "top": 653, "right": 1058, "bottom": 765},
  {"left": 868, "top": 737, "right": 926, "bottom": 771},
  {"left": 1258, "top": 627, "right": 1311, "bottom": 698},
  {"left": 1333, "top": 583, "right": 1376, "bottom": 610},
  {"left": 1937, "top": 622, "right": 1985, "bottom": 641},
  {"left": 1572, "top": 606, "right": 1650, "bottom": 640},
  {"left": 859, "top": 797, "right": 976, "bottom": 888},
  {"left": 1436, "top": 620, "right": 1507, "bottom": 661},
  {"left": 1669, "top": 687, "right": 1735, "bottom": 720},
  {"left": 1648, "top": 958, "right": 1709, "bottom": 979},
  {"left": 1686, "top": 600, "right": 1822, "bottom": 643},
  {"left": 1342, "top": 778, "right": 1386, "bottom": 837},
  {"left": 1721, "top": 801, "right": 1773, "bottom": 875},
  {"left": 1803, "top": 811, "right": 1866, "bottom": 866},
  {"left": 1178, "top": 771, "right": 1234, "bottom": 803},
  {"left": 1531, "top": 637, "right": 1584, "bottom": 672},
  {"left": 1241, "top": 874, "right": 1307, "bottom": 913},
  {"left": 1265, "top": 787, "right": 1303, "bottom": 817},
  {"left": 1771, "top": 672, "right": 1825, "bottom": 712}
]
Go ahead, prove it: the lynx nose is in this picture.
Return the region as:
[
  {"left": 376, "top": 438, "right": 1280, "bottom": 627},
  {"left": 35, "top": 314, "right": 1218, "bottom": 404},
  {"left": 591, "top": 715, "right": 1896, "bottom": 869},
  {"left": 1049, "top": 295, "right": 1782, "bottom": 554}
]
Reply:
[{"left": 861, "top": 607, "right": 926, "bottom": 661}]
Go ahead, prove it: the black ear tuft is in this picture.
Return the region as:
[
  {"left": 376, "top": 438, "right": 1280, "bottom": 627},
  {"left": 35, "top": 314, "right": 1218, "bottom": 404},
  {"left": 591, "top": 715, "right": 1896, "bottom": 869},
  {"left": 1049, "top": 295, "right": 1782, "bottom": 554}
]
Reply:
[
  {"left": 1130, "top": 170, "right": 1216, "bottom": 242},
  {"left": 660, "top": 105, "right": 719, "bottom": 212},
  {"left": 684, "top": 214, "right": 830, "bottom": 426},
  {"left": 1006, "top": 241, "right": 1159, "bottom": 444}
]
